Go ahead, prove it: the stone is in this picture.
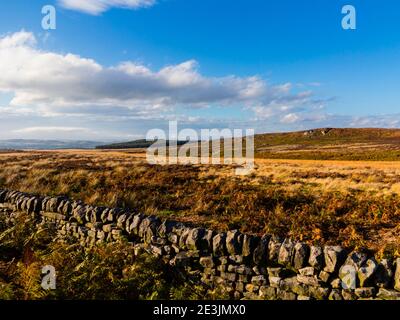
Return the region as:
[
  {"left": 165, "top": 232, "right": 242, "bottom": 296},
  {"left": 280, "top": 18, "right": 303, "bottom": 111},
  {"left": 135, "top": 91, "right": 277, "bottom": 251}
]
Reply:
[
  {"left": 319, "top": 271, "right": 331, "bottom": 283},
  {"left": 299, "top": 267, "right": 315, "bottom": 276},
  {"left": 145, "top": 227, "right": 158, "bottom": 243},
  {"left": 252, "top": 266, "right": 265, "bottom": 275},
  {"left": 309, "top": 287, "right": 330, "bottom": 300},
  {"left": 234, "top": 282, "right": 244, "bottom": 293},
  {"left": 26, "top": 198, "right": 35, "bottom": 213},
  {"left": 267, "top": 267, "right": 282, "bottom": 277},
  {"left": 48, "top": 197, "right": 62, "bottom": 212},
  {"left": 227, "top": 264, "right": 237, "bottom": 272},
  {"left": 167, "top": 233, "right": 179, "bottom": 245},
  {"left": 259, "top": 286, "right": 276, "bottom": 300},
  {"left": 237, "top": 265, "right": 253, "bottom": 275},
  {"left": 171, "top": 244, "right": 180, "bottom": 254},
  {"left": 169, "top": 222, "right": 185, "bottom": 235},
  {"left": 355, "top": 287, "right": 376, "bottom": 299},
  {"left": 308, "top": 246, "right": 324, "bottom": 270},
  {"left": 129, "top": 213, "right": 144, "bottom": 234},
  {"left": 219, "top": 256, "right": 228, "bottom": 265},
  {"left": 243, "top": 292, "right": 261, "bottom": 300},
  {"left": 96, "top": 230, "right": 105, "bottom": 241},
  {"left": 226, "top": 230, "right": 242, "bottom": 255},
  {"left": 87, "top": 229, "right": 96, "bottom": 238},
  {"left": 111, "top": 229, "right": 124, "bottom": 240},
  {"left": 297, "top": 275, "right": 322, "bottom": 287},
  {"left": 329, "top": 289, "right": 343, "bottom": 300},
  {"left": 187, "top": 250, "right": 200, "bottom": 258},
  {"left": 358, "top": 258, "right": 378, "bottom": 287},
  {"left": 242, "top": 234, "right": 259, "bottom": 257},
  {"left": 377, "top": 288, "right": 400, "bottom": 300},
  {"left": 100, "top": 208, "right": 109, "bottom": 223},
  {"left": 200, "top": 256, "right": 215, "bottom": 268},
  {"left": 269, "top": 277, "right": 282, "bottom": 288},
  {"left": 213, "top": 233, "right": 227, "bottom": 256},
  {"left": 204, "top": 267, "right": 216, "bottom": 275},
  {"left": 213, "top": 276, "right": 225, "bottom": 285},
  {"left": 245, "top": 284, "right": 259, "bottom": 293},
  {"left": 186, "top": 228, "right": 206, "bottom": 251},
  {"left": 179, "top": 228, "right": 191, "bottom": 248},
  {"left": 324, "top": 246, "right": 346, "bottom": 273},
  {"left": 138, "top": 216, "right": 159, "bottom": 239},
  {"left": 280, "top": 277, "right": 308, "bottom": 296},
  {"left": 277, "top": 290, "right": 297, "bottom": 301},
  {"left": 330, "top": 278, "right": 341, "bottom": 289},
  {"left": 238, "top": 274, "right": 251, "bottom": 283},
  {"left": 297, "top": 295, "right": 311, "bottom": 300},
  {"left": 293, "top": 243, "right": 310, "bottom": 270},
  {"left": 268, "top": 235, "right": 282, "bottom": 263},
  {"left": 157, "top": 220, "right": 175, "bottom": 237},
  {"left": 229, "top": 255, "right": 244, "bottom": 264},
  {"left": 278, "top": 238, "right": 295, "bottom": 266},
  {"left": 253, "top": 235, "right": 269, "bottom": 265},
  {"left": 163, "top": 245, "right": 172, "bottom": 255},
  {"left": 375, "top": 259, "right": 393, "bottom": 288},
  {"left": 150, "top": 245, "right": 163, "bottom": 256},
  {"left": 339, "top": 264, "right": 357, "bottom": 290},
  {"left": 124, "top": 214, "right": 135, "bottom": 232},
  {"left": 116, "top": 214, "right": 127, "bottom": 229},
  {"left": 251, "top": 275, "right": 267, "bottom": 286},
  {"left": 203, "top": 230, "right": 215, "bottom": 251},
  {"left": 342, "top": 289, "right": 358, "bottom": 301},
  {"left": 217, "top": 265, "right": 226, "bottom": 272},
  {"left": 279, "top": 276, "right": 297, "bottom": 291},
  {"left": 106, "top": 208, "right": 117, "bottom": 222},
  {"left": 395, "top": 258, "right": 400, "bottom": 291},
  {"left": 102, "top": 224, "right": 115, "bottom": 233},
  {"left": 221, "top": 272, "right": 236, "bottom": 282},
  {"left": 345, "top": 252, "right": 368, "bottom": 269}
]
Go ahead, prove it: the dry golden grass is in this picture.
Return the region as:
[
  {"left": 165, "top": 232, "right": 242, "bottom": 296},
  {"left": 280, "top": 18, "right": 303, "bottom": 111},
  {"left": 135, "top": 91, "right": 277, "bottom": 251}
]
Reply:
[{"left": 0, "top": 150, "right": 400, "bottom": 255}]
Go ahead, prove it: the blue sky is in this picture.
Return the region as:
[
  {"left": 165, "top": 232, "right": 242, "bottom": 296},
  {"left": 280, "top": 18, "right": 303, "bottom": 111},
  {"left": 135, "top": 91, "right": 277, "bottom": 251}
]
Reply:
[{"left": 0, "top": 0, "right": 400, "bottom": 140}]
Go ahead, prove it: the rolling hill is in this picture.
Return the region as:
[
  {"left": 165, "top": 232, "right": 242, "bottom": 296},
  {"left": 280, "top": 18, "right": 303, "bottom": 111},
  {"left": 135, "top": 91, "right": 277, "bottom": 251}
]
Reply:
[
  {"left": 253, "top": 128, "right": 400, "bottom": 160},
  {"left": 95, "top": 139, "right": 189, "bottom": 150},
  {"left": 95, "top": 128, "right": 400, "bottom": 161}
]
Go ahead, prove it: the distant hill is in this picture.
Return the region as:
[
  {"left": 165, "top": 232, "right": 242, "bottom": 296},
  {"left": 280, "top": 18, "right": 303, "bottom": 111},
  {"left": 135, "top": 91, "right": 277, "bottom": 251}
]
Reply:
[
  {"left": 95, "top": 139, "right": 189, "bottom": 150},
  {"left": 255, "top": 128, "right": 400, "bottom": 145},
  {"left": 0, "top": 139, "right": 103, "bottom": 150}
]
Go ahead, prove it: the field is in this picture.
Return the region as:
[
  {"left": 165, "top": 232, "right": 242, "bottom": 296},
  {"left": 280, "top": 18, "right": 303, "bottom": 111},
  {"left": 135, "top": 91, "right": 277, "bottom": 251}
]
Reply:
[
  {"left": 1, "top": 149, "right": 400, "bottom": 256},
  {"left": 254, "top": 128, "right": 400, "bottom": 160}
]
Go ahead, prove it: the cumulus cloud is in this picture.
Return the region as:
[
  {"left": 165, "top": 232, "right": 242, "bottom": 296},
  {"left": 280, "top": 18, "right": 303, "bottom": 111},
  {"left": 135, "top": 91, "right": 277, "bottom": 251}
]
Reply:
[
  {"left": 0, "top": 31, "right": 317, "bottom": 121},
  {"left": 58, "top": 0, "right": 156, "bottom": 15}
]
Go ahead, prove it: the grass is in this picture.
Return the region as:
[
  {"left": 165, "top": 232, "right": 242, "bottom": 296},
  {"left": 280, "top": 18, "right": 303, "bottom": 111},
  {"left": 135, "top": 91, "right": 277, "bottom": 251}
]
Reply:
[{"left": 0, "top": 150, "right": 400, "bottom": 256}]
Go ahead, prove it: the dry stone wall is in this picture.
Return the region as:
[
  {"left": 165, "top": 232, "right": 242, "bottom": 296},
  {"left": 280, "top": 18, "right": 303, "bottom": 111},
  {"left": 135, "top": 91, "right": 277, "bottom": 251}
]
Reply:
[{"left": 1, "top": 189, "right": 400, "bottom": 300}]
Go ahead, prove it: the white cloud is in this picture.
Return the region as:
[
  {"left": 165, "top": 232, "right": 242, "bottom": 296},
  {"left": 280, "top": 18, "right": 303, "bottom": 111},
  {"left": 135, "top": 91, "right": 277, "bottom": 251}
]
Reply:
[
  {"left": 281, "top": 113, "right": 300, "bottom": 124},
  {"left": 349, "top": 115, "right": 400, "bottom": 128},
  {"left": 59, "top": 0, "right": 156, "bottom": 15},
  {"left": 0, "top": 31, "right": 316, "bottom": 122},
  {"left": 13, "top": 126, "right": 92, "bottom": 134},
  {"left": 0, "top": 30, "right": 36, "bottom": 48}
]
